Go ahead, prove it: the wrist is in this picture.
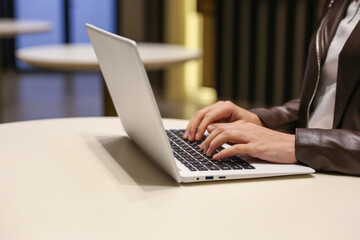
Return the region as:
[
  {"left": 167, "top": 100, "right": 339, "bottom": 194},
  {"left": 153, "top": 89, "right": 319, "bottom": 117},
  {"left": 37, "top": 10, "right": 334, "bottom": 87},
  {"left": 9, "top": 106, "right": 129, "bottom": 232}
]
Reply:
[
  {"left": 250, "top": 113, "right": 264, "bottom": 126},
  {"left": 285, "top": 134, "right": 297, "bottom": 164}
]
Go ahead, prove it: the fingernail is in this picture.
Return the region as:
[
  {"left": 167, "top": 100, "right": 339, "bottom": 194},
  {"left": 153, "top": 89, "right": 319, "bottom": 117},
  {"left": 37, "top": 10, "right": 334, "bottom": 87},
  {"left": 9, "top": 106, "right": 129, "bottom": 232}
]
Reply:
[
  {"left": 207, "top": 125, "right": 216, "bottom": 132},
  {"left": 200, "top": 142, "right": 205, "bottom": 149},
  {"left": 213, "top": 153, "right": 220, "bottom": 160},
  {"left": 206, "top": 149, "right": 211, "bottom": 156},
  {"left": 189, "top": 134, "right": 194, "bottom": 141},
  {"left": 195, "top": 133, "right": 201, "bottom": 140},
  {"left": 183, "top": 131, "right": 188, "bottom": 139}
]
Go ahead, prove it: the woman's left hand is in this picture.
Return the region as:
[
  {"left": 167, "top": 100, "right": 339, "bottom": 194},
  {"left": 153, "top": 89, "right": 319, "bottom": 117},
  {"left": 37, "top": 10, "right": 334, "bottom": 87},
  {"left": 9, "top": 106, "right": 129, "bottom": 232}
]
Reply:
[{"left": 200, "top": 121, "right": 297, "bottom": 164}]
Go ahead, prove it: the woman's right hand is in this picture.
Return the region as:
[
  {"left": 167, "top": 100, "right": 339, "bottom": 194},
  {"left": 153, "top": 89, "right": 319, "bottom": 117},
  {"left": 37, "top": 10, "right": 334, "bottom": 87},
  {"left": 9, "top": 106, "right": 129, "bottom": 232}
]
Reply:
[{"left": 183, "top": 101, "right": 263, "bottom": 141}]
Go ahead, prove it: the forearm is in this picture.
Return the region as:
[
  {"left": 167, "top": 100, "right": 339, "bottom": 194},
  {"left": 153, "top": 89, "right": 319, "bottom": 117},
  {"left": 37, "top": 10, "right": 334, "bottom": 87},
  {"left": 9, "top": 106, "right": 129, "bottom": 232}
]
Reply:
[{"left": 295, "top": 128, "right": 360, "bottom": 176}]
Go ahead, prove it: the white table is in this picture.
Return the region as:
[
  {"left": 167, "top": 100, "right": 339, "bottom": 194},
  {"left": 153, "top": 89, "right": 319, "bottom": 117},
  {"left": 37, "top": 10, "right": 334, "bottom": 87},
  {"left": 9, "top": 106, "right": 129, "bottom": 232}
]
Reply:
[
  {"left": 16, "top": 43, "right": 202, "bottom": 71},
  {"left": 0, "top": 19, "right": 52, "bottom": 122},
  {"left": 0, "top": 18, "right": 51, "bottom": 37},
  {"left": 16, "top": 43, "right": 202, "bottom": 116},
  {"left": 0, "top": 117, "right": 359, "bottom": 240}
]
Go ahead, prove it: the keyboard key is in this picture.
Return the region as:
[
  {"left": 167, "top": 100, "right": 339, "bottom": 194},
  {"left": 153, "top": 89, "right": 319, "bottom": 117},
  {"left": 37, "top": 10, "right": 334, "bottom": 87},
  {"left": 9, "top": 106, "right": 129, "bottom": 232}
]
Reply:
[
  {"left": 179, "top": 159, "right": 188, "bottom": 164},
  {"left": 192, "top": 163, "right": 204, "bottom": 168},
  {"left": 188, "top": 159, "right": 200, "bottom": 164},
  {"left": 236, "top": 161, "right": 252, "bottom": 167},
  {"left": 242, "top": 165, "right": 256, "bottom": 169},
  {"left": 226, "top": 161, "right": 243, "bottom": 170},
  {"left": 202, "top": 161, "right": 215, "bottom": 166},
  {"left": 195, "top": 166, "right": 208, "bottom": 171},
  {"left": 195, "top": 155, "right": 205, "bottom": 160},
  {"left": 214, "top": 163, "right": 231, "bottom": 170},
  {"left": 207, "top": 165, "right": 220, "bottom": 170},
  {"left": 197, "top": 158, "right": 209, "bottom": 163}
]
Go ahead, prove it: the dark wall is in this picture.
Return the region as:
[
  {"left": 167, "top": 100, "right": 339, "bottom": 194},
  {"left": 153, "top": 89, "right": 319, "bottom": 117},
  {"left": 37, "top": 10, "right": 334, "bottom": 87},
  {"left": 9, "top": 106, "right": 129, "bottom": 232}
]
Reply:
[{"left": 0, "top": 0, "right": 15, "bottom": 68}]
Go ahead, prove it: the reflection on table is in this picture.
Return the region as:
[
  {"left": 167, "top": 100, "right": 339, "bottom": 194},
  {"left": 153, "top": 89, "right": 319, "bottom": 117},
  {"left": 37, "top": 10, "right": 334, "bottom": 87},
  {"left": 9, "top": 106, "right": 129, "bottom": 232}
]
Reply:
[{"left": 0, "top": 18, "right": 52, "bottom": 122}]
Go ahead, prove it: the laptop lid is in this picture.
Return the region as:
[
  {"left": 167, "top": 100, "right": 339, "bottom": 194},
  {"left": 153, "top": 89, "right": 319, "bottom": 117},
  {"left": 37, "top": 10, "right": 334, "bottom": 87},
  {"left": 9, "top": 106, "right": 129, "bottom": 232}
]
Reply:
[{"left": 86, "top": 24, "right": 181, "bottom": 183}]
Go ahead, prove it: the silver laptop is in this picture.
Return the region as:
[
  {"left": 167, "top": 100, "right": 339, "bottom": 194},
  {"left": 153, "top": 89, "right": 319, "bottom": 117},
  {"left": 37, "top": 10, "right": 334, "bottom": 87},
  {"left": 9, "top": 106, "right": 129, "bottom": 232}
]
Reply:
[{"left": 86, "top": 24, "right": 315, "bottom": 183}]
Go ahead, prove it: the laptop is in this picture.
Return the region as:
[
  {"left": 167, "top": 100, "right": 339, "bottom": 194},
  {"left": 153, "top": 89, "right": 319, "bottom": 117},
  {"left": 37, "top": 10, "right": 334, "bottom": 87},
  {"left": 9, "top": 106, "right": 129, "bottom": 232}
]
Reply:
[{"left": 86, "top": 24, "right": 315, "bottom": 183}]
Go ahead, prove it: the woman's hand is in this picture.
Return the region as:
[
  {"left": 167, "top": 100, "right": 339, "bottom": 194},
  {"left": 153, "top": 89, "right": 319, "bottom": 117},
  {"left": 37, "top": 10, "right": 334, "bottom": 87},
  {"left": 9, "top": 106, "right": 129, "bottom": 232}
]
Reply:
[
  {"left": 200, "top": 121, "right": 297, "bottom": 164},
  {"left": 184, "top": 101, "right": 262, "bottom": 141}
]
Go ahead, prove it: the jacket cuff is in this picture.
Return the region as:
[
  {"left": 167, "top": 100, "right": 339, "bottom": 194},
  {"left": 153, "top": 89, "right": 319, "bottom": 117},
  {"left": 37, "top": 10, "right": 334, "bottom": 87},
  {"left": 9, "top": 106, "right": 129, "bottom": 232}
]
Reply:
[
  {"left": 295, "top": 128, "right": 324, "bottom": 169},
  {"left": 295, "top": 128, "right": 360, "bottom": 175}
]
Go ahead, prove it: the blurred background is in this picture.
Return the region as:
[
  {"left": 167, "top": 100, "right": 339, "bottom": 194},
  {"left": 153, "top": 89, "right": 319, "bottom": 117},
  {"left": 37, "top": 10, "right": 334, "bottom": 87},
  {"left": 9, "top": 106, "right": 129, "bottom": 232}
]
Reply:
[{"left": 0, "top": 0, "right": 325, "bottom": 123}]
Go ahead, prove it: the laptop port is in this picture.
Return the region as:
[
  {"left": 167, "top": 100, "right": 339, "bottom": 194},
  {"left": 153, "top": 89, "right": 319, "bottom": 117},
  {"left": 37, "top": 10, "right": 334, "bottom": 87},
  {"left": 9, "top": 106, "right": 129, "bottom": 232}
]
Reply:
[
  {"left": 219, "top": 176, "right": 226, "bottom": 179},
  {"left": 205, "top": 176, "right": 214, "bottom": 180}
]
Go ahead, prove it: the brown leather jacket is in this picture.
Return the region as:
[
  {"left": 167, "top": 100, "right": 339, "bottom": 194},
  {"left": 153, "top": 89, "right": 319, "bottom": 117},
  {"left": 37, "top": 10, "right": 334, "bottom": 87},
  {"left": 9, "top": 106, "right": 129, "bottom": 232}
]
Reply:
[{"left": 251, "top": 0, "right": 360, "bottom": 175}]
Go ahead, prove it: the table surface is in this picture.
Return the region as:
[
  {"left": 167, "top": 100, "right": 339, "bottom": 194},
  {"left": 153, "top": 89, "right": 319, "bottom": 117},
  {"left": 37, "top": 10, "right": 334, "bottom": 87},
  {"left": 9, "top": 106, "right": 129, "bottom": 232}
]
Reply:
[
  {"left": 0, "top": 117, "right": 359, "bottom": 240},
  {"left": 16, "top": 43, "right": 202, "bottom": 71},
  {"left": 0, "top": 18, "right": 51, "bottom": 37}
]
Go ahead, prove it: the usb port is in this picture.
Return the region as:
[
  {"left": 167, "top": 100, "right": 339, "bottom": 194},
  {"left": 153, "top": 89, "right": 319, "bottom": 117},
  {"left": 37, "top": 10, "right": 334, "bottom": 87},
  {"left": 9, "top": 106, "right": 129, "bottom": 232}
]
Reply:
[
  {"left": 205, "top": 176, "right": 214, "bottom": 180},
  {"left": 219, "top": 176, "right": 226, "bottom": 179}
]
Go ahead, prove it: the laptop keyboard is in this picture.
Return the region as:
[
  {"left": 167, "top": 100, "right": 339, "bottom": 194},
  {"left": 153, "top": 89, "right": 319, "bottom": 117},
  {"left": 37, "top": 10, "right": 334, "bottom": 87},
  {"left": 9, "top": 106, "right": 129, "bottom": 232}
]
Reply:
[{"left": 166, "top": 129, "right": 255, "bottom": 172}]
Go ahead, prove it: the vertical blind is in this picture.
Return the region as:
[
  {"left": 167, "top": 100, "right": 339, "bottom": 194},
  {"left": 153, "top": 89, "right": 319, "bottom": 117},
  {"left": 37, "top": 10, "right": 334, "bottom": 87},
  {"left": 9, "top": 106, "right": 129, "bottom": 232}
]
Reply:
[{"left": 215, "top": 0, "right": 323, "bottom": 107}]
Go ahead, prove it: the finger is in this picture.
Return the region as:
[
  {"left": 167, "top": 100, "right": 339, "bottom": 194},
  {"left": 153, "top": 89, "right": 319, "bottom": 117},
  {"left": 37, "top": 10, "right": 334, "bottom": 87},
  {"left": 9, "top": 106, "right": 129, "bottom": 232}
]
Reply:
[
  {"left": 213, "top": 144, "right": 250, "bottom": 160},
  {"left": 203, "top": 123, "right": 232, "bottom": 153},
  {"left": 200, "top": 141, "right": 205, "bottom": 150},
  {"left": 206, "top": 126, "right": 249, "bottom": 156},
  {"left": 196, "top": 106, "right": 233, "bottom": 141},
  {"left": 184, "top": 114, "right": 204, "bottom": 141},
  {"left": 184, "top": 104, "right": 218, "bottom": 141},
  {"left": 186, "top": 101, "right": 225, "bottom": 141},
  {"left": 203, "top": 127, "right": 224, "bottom": 154},
  {"left": 184, "top": 116, "right": 195, "bottom": 139}
]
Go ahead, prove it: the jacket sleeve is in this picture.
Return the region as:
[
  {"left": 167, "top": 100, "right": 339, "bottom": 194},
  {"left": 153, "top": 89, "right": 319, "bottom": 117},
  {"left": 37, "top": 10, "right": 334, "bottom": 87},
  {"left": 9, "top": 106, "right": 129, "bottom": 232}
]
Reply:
[
  {"left": 250, "top": 98, "right": 300, "bottom": 133},
  {"left": 295, "top": 128, "right": 360, "bottom": 176}
]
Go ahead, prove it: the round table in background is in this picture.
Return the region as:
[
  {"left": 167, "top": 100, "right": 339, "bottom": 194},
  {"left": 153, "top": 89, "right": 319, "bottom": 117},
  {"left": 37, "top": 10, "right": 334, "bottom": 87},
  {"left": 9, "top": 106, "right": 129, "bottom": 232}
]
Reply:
[
  {"left": 0, "top": 18, "right": 52, "bottom": 37},
  {"left": 16, "top": 43, "right": 202, "bottom": 71},
  {"left": 16, "top": 43, "right": 202, "bottom": 115}
]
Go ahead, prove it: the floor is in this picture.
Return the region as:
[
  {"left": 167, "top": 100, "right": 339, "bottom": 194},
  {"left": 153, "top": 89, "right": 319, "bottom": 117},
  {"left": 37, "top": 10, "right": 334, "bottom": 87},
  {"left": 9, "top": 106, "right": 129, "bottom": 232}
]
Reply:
[{"left": 1, "top": 70, "right": 208, "bottom": 123}]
